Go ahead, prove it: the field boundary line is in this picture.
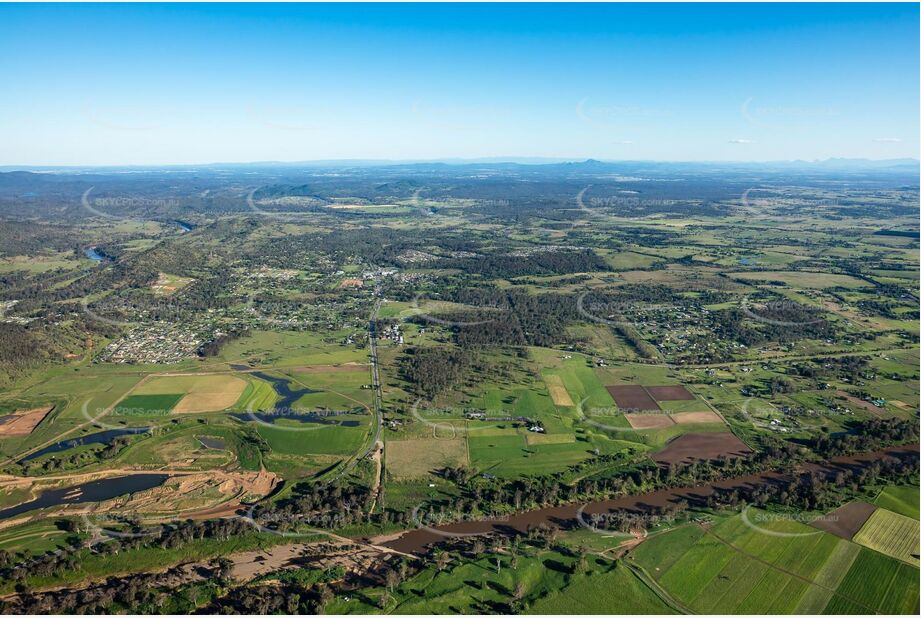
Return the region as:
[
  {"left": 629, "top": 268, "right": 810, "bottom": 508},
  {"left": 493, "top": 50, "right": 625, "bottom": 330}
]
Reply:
[
  {"left": 624, "top": 560, "right": 693, "bottom": 614},
  {"left": 705, "top": 529, "right": 879, "bottom": 614},
  {"left": 1, "top": 374, "right": 153, "bottom": 467}
]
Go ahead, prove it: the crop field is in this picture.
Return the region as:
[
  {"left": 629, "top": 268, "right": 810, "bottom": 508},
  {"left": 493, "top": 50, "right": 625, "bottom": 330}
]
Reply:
[
  {"left": 133, "top": 374, "right": 248, "bottom": 413},
  {"left": 113, "top": 393, "right": 183, "bottom": 416},
  {"left": 874, "top": 485, "right": 920, "bottom": 519},
  {"left": 233, "top": 378, "right": 277, "bottom": 412},
  {"left": 0, "top": 370, "right": 148, "bottom": 455},
  {"left": 624, "top": 413, "right": 674, "bottom": 429},
  {"left": 527, "top": 562, "right": 676, "bottom": 614},
  {"left": 254, "top": 414, "right": 371, "bottom": 457},
  {"left": 542, "top": 374, "right": 574, "bottom": 406},
  {"left": 532, "top": 349, "right": 615, "bottom": 409},
  {"left": 606, "top": 385, "right": 660, "bottom": 411},
  {"left": 813, "top": 501, "right": 878, "bottom": 540},
  {"left": 651, "top": 432, "right": 752, "bottom": 465},
  {"left": 633, "top": 510, "right": 920, "bottom": 615},
  {"left": 645, "top": 385, "right": 695, "bottom": 401},
  {"left": 832, "top": 547, "right": 920, "bottom": 614},
  {"left": 670, "top": 410, "right": 723, "bottom": 424},
  {"left": 852, "top": 508, "right": 920, "bottom": 565},
  {"left": 386, "top": 437, "right": 468, "bottom": 479},
  {"left": 467, "top": 432, "right": 599, "bottom": 477},
  {"left": 0, "top": 141, "right": 918, "bottom": 613}
]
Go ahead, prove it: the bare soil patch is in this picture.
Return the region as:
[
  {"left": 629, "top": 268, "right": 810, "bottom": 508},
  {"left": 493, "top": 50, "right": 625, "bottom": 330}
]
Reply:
[
  {"left": 625, "top": 414, "right": 675, "bottom": 430},
  {"left": 607, "top": 385, "right": 660, "bottom": 411},
  {"left": 652, "top": 432, "right": 752, "bottom": 466},
  {"left": 646, "top": 385, "right": 695, "bottom": 401},
  {"left": 0, "top": 406, "right": 53, "bottom": 437},
  {"left": 670, "top": 410, "right": 724, "bottom": 425},
  {"left": 812, "top": 501, "right": 878, "bottom": 540},
  {"left": 338, "top": 278, "right": 364, "bottom": 288}
]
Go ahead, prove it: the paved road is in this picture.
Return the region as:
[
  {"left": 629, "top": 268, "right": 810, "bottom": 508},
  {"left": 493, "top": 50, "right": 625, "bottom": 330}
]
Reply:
[{"left": 328, "top": 291, "right": 384, "bottom": 486}]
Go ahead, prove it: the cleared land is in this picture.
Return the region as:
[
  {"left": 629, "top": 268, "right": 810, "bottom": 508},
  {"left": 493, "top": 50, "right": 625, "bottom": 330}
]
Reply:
[
  {"left": 0, "top": 406, "right": 53, "bottom": 437},
  {"left": 812, "top": 502, "right": 878, "bottom": 540},
  {"left": 607, "top": 385, "right": 660, "bottom": 411},
  {"left": 652, "top": 432, "right": 752, "bottom": 465},
  {"left": 151, "top": 272, "right": 194, "bottom": 296},
  {"left": 852, "top": 508, "right": 920, "bottom": 565},
  {"left": 646, "top": 385, "right": 695, "bottom": 401},
  {"left": 670, "top": 410, "right": 723, "bottom": 424}
]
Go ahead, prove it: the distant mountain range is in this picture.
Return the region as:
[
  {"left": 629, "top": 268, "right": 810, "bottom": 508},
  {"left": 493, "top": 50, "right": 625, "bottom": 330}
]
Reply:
[{"left": 1, "top": 157, "right": 918, "bottom": 174}]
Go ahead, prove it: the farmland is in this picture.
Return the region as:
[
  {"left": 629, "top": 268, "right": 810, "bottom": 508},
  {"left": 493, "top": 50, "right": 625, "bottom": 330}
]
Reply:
[
  {"left": 631, "top": 509, "right": 920, "bottom": 614},
  {"left": 0, "top": 160, "right": 917, "bottom": 614},
  {"left": 852, "top": 507, "right": 920, "bottom": 565},
  {"left": 874, "top": 485, "right": 920, "bottom": 519}
]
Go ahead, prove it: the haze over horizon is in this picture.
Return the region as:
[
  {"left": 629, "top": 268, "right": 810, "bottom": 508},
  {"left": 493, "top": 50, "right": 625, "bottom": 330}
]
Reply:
[{"left": 1, "top": 3, "right": 918, "bottom": 166}]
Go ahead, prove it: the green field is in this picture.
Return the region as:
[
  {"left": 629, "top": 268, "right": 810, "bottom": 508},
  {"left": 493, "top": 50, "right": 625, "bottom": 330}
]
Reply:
[
  {"left": 234, "top": 378, "right": 277, "bottom": 412},
  {"left": 631, "top": 510, "right": 920, "bottom": 614},
  {"left": 255, "top": 414, "right": 370, "bottom": 457},
  {"left": 874, "top": 485, "right": 920, "bottom": 520},
  {"left": 853, "top": 508, "right": 920, "bottom": 565},
  {"left": 112, "top": 393, "right": 183, "bottom": 416},
  {"left": 467, "top": 431, "right": 599, "bottom": 477}
]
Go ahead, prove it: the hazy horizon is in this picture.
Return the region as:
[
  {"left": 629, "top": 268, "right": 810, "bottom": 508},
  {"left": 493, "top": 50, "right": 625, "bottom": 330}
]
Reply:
[
  {"left": 1, "top": 3, "right": 918, "bottom": 166},
  {"left": 2, "top": 155, "right": 920, "bottom": 172}
]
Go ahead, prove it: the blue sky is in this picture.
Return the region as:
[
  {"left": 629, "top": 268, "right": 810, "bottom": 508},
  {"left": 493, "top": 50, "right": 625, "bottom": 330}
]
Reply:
[{"left": 1, "top": 3, "right": 918, "bottom": 165}]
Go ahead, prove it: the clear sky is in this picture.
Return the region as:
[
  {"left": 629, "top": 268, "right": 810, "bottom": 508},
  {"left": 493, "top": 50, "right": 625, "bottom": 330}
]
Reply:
[{"left": 1, "top": 3, "right": 918, "bottom": 165}]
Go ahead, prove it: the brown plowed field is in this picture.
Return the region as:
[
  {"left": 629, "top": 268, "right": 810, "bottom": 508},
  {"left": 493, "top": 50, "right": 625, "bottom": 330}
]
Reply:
[
  {"left": 652, "top": 432, "right": 752, "bottom": 465},
  {"left": 646, "top": 385, "right": 695, "bottom": 401},
  {"left": 0, "top": 406, "right": 53, "bottom": 437},
  {"left": 606, "top": 385, "right": 660, "bottom": 411},
  {"left": 812, "top": 501, "right": 878, "bottom": 540}
]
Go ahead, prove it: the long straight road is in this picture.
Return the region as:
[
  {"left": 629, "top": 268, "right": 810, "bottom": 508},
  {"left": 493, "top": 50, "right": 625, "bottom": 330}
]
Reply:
[{"left": 328, "top": 291, "right": 384, "bottom": 493}]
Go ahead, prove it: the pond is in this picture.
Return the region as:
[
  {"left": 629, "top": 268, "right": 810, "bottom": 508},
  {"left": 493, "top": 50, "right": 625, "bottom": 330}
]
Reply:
[
  {"left": 0, "top": 474, "right": 170, "bottom": 520},
  {"left": 20, "top": 427, "right": 150, "bottom": 462},
  {"left": 197, "top": 436, "right": 226, "bottom": 449}
]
